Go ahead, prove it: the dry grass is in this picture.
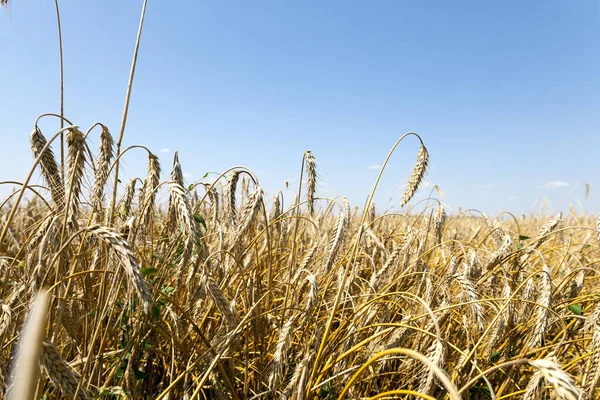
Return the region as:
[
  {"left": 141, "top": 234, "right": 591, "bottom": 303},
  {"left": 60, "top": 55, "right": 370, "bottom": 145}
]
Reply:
[{"left": 0, "top": 124, "right": 598, "bottom": 400}]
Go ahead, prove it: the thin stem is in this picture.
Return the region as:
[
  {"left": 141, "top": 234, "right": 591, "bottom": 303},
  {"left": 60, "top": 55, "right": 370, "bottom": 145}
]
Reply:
[
  {"left": 109, "top": 0, "right": 149, "bottom": 225},
  {"left": 53, "top": 0, "right": 65, "bottom": 178}
]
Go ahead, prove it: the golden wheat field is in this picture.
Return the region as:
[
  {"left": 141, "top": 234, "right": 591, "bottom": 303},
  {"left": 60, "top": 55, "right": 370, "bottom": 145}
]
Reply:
[
  {"left": 0, "top": 122, "right": 598, "bottom": 399},
  {"left": 2, "top": 1, "right": 600, "bottom": 400}
]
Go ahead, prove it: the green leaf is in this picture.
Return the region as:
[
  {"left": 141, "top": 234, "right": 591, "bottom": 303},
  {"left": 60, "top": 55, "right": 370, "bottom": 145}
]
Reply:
[
  {"left": 162, "top": 286, "right": 176, "bottom": 295},
  {"left": 320, "top": 382, "right": 331, "bottom": 398},
  {"left": 194, "top": 213, "right": 207, "bottom": 230},
  {"left": 140, "top": 268, "right": 157, "bottom": 277},
  {"left": 133, "top": 369, "right": 147, "bottom": 380},
  {"left": 152, "top": 304, "right": 161, "bottom": 319},
  {"left": 519, "top": 235, "right": 530, "bottom": 241},
  {"left": 490, "top": 351, "right": 501, "bottom": 363},
  {"left": 188, "top": 183, "right": 194, "bottom": 191},
  {"left": 569, "top": 304, "right": 582, "bottom": 316},
  {"left": 202, "top": 172, "right": 209, "bottom": 179}
]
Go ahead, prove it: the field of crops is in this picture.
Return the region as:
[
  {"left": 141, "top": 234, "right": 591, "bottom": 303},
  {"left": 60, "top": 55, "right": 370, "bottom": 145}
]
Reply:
[
  {"left": 2, "top": 0, "right": 599, "bottom": 398},
  {"left": 0, "top": 124, "right": 598, "bottom": 399}
]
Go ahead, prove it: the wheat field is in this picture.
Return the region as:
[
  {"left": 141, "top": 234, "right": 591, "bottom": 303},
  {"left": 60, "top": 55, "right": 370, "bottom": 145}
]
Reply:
[
  {"left": 2, "top": 1, "right": 600, "bottom": 399},
  {"left": 0, "top": 122, "right": 598, "bottom": 399}
]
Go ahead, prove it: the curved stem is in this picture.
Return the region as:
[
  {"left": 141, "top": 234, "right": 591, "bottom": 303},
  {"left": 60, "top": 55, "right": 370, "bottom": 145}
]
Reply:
[
  {"left": 337, "top": 348, "right": 461, "bottom": 400},
  {"left": 34, "top": 113, "right": 73, "bottom": 127},
  {"left": 309, "top": 132, "right": 423, "bottom": 389},
  {"left": 369, "top": 390, "right": 436, "bottom": 400},
  {"left": 0, "top": 125, "right": 77, "bottom": 245}
]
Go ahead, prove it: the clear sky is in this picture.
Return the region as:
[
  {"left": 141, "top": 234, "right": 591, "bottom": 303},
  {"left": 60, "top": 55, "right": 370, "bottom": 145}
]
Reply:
[{"left": 1, "top": 1, "right": 599, "bottom": 216}]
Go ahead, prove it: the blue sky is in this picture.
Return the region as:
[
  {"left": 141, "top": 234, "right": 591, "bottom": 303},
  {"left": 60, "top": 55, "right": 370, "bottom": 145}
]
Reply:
[{"left": 1, "top": 1, "right": 599, "bottom": 216}]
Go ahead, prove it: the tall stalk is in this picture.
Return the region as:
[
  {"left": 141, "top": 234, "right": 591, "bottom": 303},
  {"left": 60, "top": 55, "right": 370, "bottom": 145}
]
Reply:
[
  {"left": 108, "top": 0, "right": 149, "bottom": 225},
  {"left": 53, "top": 0, "right": 65, "bottom": 177}
]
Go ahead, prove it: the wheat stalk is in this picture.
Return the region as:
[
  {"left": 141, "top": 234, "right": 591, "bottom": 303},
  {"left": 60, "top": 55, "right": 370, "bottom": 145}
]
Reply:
[
  {"left": 118, "top": 178, "right": 137, "bottom": 221},
  {"left": 0, "top": 303, "right": 12, "bottom": 340},
  {"left": 322, "top": 197, "right": 349, "bottom": 273},
  {"left": 229, "top": 186, "right": 263, "bottom": 249},
  {"left": 227, "top": 170, "right": 241, "bottom": 225},
  {"left": 433, "top": 204, "right": 446, "bottom": 244},
  {"left": 30, "top": 127, "right": 65, "bottom": 210},
  {"left": 40, "top": 339, "right": 91, "bottom": 400},
  {"left": 268, "top": 316, "right": 295, "bottom": 391},
  {"left": 418, "top": 339, "right": 446, "bottom": 395},
  {"left": 63, "top": 128, "right": 87, "bottom": 231},
  {"left": 140, "top": 153, "right": 161, "bottom": 226},
  {"left": 92, "top": 124, "right": 114, "bottom": 218},
  {"left": 528, "top": 357, "right": 581, "bottom": 400},
  {"left": 482, "top": 212, "right": 505, "bottom": 246},
  {"left": 86, "top": 225, "right": 153, "bottom": 314},
  {"left": 400, "top": 143, "right": 429, "bottom": 208},
  {"left": 202, "top": 273, "right": 239, "bottom": 332},
  {"left": 453, "top": 272, "right": 485, "bottom": 331},
  {"left": 304, "top": 150, "right": 317, "bottom": 216},
  {"left": 530, "top": 264, "right": 552, "bottom": 347},
  {"left": 484, "top": 234, "right": 512, "bottom": 271}
]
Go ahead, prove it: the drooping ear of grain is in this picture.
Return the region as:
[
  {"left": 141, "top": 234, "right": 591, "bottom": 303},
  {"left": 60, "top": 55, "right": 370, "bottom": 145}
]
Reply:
[
  {"left": 418, "top": 339, "right": 446, "bottom": 396},
  {"left": 202, "top": 273, "right": 239, "bottom": 332},
  {"left": 531, "top": 215, "right": 562, "bottom": 250},
  {"left": 519, "top": 215, "right": 562, "bottom": 264},
  {"left": 400, "top": 143, "right": 429, "bottom": 208},
  {"left": 523, "top": 370, "right": 544, "bottom": 400},
  {"left": 304, "top": 150, "right": 317, "bottom": 216},
  {"left": 482, "top": 212, "right": 505, "bottom": 246},
  {"left": 92, "top": 125, "right": 114, "bottom": 219},
  {"left": 484, "top": 234, "right": 512, "bottom": 271},
  {"left": 40, "top": 339, "right": 91, "bottom": 400},
  {"left": 30, "top": 127, "right": 65, "bottom": 211},
  {"left": 86, "top": 225, "right": 153, "bottom": 315},
  {"left": 528, "top": 357, "right": 581, "bottom": 400},
  {"left": 453, "top": 272, "right": 484, "bottom": 331}
]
